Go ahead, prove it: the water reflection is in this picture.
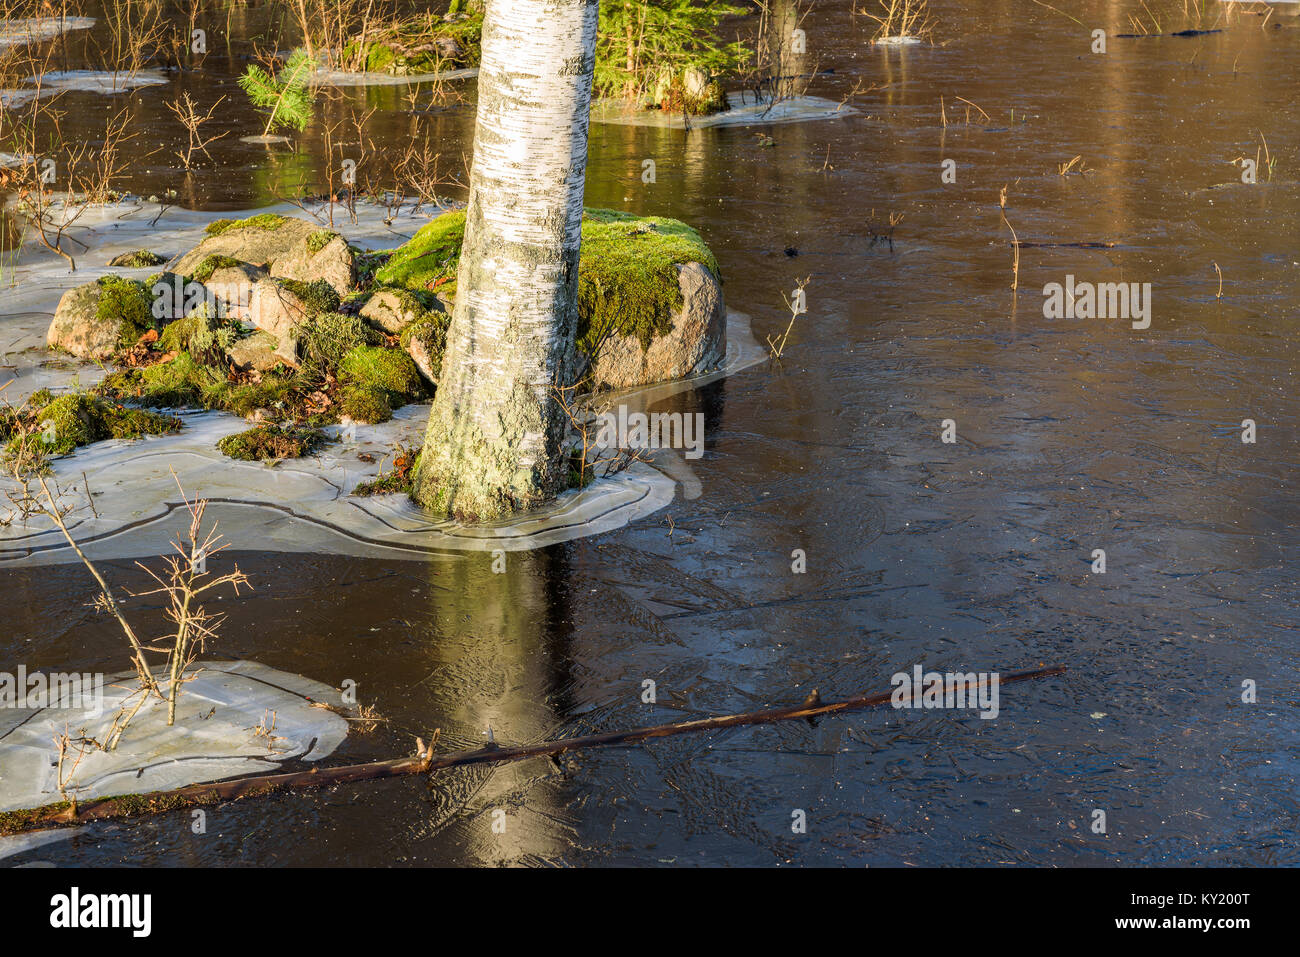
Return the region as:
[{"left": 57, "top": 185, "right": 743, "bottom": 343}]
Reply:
[{"left": 1, "top": 0, "right": 1297, "bottom": 866}]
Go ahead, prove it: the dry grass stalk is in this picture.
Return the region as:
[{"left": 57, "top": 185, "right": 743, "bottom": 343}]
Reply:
[
  {"left": 859, "top": 0, "right": 936, "bottom": 43},
  {"left": 999, "top": 184, "right": 1020, "bottom": 292}
]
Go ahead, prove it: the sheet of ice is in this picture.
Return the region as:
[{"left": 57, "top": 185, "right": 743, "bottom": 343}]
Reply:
[
  {"left": 0, "top": 69, "right": 169, "bottom": 108},
  {"left": 592, "top": 91, "right": 858, "bottom": 129},
  {"left": 0, "top": 827, "right": 83, "bottom": 862},
  {"left": 0, "top": 199, "right": 766, "bottom": 566},
  {"left": 0, "top": 17, "right": 96, "bottom": 50},
  {"left": 0, "top": 660, "right": 351, "bottom": 814}
]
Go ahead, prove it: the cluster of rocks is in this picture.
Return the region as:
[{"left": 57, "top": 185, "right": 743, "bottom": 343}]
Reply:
[{"left": 46, "top": 211, "right": 726, "bottom": 394}]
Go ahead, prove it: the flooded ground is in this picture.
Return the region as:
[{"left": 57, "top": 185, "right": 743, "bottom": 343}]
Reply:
[{"left": 2, "top": 0, "right": 1298, "bottom": 865}]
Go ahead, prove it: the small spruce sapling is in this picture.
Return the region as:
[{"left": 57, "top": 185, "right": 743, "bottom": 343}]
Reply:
[{"left": 239, "top": 48, "right": 317, "bottom": 138}]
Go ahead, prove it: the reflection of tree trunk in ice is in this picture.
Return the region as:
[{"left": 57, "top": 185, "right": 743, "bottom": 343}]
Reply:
[{"left": 421, "top": 549, "right": 574, "bottom": 863}]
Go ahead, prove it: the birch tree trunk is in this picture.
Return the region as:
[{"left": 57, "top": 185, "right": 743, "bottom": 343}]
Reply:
[{"left": 412, "top": 0, "right": 600, "bottom": 521}]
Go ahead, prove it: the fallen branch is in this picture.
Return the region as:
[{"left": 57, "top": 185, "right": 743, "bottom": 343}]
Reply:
[
  {"left": 1013, "top": 241, "right": 1116, "bottom": 249},
  {"left": 423, "top": 665, "right": 1065, "bottom": 772},
  {"left": 1, "top": 666, "right": 1065, "bottom": 837},
  {"left": 1, "top": 733, "right": 442, "bottom": 836}
]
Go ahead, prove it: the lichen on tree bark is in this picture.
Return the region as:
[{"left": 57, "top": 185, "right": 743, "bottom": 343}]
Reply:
[{"left": 412, "top": 0, "right": 600, "bottom": 521}]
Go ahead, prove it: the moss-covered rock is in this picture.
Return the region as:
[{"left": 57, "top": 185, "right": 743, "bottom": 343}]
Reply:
[
  {"left": 343, "top": 10, "right": 484, "bottom": 75},
  {"left": 337, "top": 386, "right": 393, "bottom": 425},
  {"left": 107, "top": 249, "right": 167, "bottom": 268},
  {"left": 338, "top": 345, "right": 424, "bottom": 401},
  {"left": 191, "top": 254, "right": 244, "bottom": 284},
  {"left": 248, "top": 277, "right": 341, "bottom": 351},
  {"left": 372, "top": 210, "right": 465, "bottom": 301},
  {"left": 174, "top": 214, "right": 355, "bottom": 296},
  {"left": 333, "top": 345, "right": 424, "bottom": 425},
  {"left": 374, "top": 206, "right": 726, "bottom": 388},
  {"left": 217, "top": 424, "right": 328, "bottom": 461},
  {"left": 203, "top": 213, "right": 292, "bottom": 238},
  {"left": 5, "top": 392, "right": 180, "bottom": 458},
  {"left": 360, "top": 286, "right": 444, "bottom": 335},
  {"left": 296, "top": 312, "right": 386, "bottom": 378},
  {"left": 46, "top": 276, "right": 159, "bottom": 360},
  {"left": 399, "top": 309, "right": 451, "bottom": 387},
  {"left": 226, "top": 330, "right": 284, "bottom": 373},
  {"left": 307, "top": 229, "right": 339, "bottom": 254}
]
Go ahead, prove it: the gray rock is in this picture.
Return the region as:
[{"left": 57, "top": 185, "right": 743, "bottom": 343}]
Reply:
[
  {"left": 360, "top": 287, "right": 444, "bottom": 335},
  {"left": 227, "top": 331, "right": 284, "bottom": 373},
  {"left": 107, "top": 249, "right": 166, "bottom": 268},
  {"left": 401, "top": 324, "right": 444, "bottom": 389},
  {"left": 269, "top": 232, "right": 354, "bottom": 298},
  {"left": 46, "top": 282, "right": 118, "bottom": 359},
  {"left": 586, "top": 261, "right": 726, "bottom": 391},
  {"left": 171, "top": 217, "right": 355, "bottom": 297},
  {"left": 248, "top": 279, "right": 311, "bottom": 341},
  {"left": 202, "top": 263, "right": 267, "bottom": 320}
]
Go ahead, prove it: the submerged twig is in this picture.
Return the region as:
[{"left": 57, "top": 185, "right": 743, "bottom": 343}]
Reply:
[{"left": 2, "top": 666, "right": 1065, "bottom": 836}]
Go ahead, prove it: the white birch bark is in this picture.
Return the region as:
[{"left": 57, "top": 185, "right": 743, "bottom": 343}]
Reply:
[{"left": 413, "top": 0, "right": 600, "bottom": 520}]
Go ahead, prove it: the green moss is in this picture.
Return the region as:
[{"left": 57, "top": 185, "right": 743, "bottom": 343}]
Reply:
[
  {"left": 106, "top": 406, "right": 182, "bottom": 440},
  {"left": 204, "top": 213, "right": 291, "bottom": 237},
  {"left": 337, "top": 386, "right": 392, "bottom": 424},
  {"left": 217, "top": 424, "right": 328, "bottom": 461},
  {"left": 131, "top": 352, "right": 227, "bottom": 409},
  {"left": 0, "top": 801, "right": 71, "bottom": 836},
  {"left": 306, "top": 229, "right": 339, "bottom": 254},
  {"left": 373, "top": 209, "right": 465, "bottom": 298},
  {"left": 100, "top": 351, "right": 307, "bottom": 422},
  {"left": 191, "top": 254, "right": 243, "bottom": 284},
  {"left": 109, "top": 249, "right": 167, "bottom": 268},
  {"left": 158, "top": 314, "right": 200, "bottom": 354},
  {"left": 332, "top": 342, "right": 425, "bottom": 424},
  {"left": 344, "top": 10, "right": 484, "bottom": 75},
  {"left": 375, "top": 206, "right": 720, "bottom": 358},
  {"left": 94, "top": 275, "right": 156, "bottom": 348},
  {"left": 5, "top": 392, "right": 179, "bottom": 458},
  {"left": 297, "top": 311, "right": 384, "bottom": 377},
  {"left": 217, "top": 369, "right": 300, "bottom": 419},
  {"left": 368, "top": 42, "right": 400, "bottom": 72},
  {"left": 278, "top": 277, "right": 341, "bottom": 318},
  {"left": 158, "top": 309, "right": 243, "bottom": 365},
  {"left": 338, "top": 345, "right": 423, "bottom": 400},
  {"left": 576, "top": 208, "right": 719, "bottom": 354},
  {"left": 28, "top": 394, "right": 105, "bottom": 455}
]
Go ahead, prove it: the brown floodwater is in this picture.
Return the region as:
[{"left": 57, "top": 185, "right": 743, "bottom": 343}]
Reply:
[{"left": 2, "top": 0, "right": 1298, "bottom": 865}]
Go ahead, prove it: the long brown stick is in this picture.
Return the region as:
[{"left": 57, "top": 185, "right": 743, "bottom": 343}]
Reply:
[
  {"left": 424, "top": 665, "right": 1065, "bottom": 771},
  {"left": 1, "top": 666, "right": 1064, "bottom": 837}
]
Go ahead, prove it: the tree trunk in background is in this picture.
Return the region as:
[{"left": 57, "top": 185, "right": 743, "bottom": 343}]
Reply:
[
  {"left": 768, "top": 0, "right": 799, "bottom": 101},
  {"left": 413, "top": 0, "right": 599, "bottom": 521}
]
